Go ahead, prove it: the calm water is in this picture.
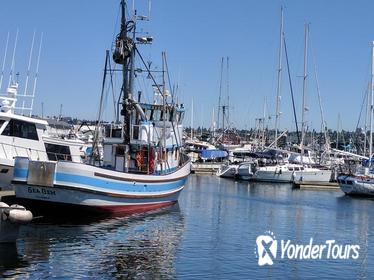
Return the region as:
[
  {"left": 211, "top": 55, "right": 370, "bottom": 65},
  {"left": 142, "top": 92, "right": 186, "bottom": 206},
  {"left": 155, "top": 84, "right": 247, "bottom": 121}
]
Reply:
[{"left": 1, "top": 174, "right": 374, "bottom": 279}]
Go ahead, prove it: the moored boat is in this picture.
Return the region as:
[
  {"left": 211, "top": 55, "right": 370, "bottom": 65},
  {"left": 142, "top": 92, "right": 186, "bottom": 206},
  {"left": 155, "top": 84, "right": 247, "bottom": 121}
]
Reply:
[
  {"left": 337, "top": 41, "right": 374, "bottom": 197},
  {"left": 253, "top": 163, "right": 331, "bottom": 183},
  {"left": 12, "top": 0, "right": 190, "bottom": 216},
  {"left": 216, "top": 163, "right": 238, "bottom": 178}
]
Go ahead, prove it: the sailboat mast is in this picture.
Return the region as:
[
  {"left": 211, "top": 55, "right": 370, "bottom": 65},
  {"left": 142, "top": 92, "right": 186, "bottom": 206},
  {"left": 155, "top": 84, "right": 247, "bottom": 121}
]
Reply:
[
  {"left": 275, "top": 7, "right": 284, "bottom": 148},
  {"left": 301, "top": 24, "right": 309, "bottom": 165},
  {"left": 364, "top": 82, "right": 370, "bottom": 157},
  {"left": 217, "top": 57, "right": 223, "bottom": 130},
  {"left": 369, "top": 41, "right": 374, "bottom": 162},
  {"left": 226, "top": 56, "right": 230, "bottom": 129}
]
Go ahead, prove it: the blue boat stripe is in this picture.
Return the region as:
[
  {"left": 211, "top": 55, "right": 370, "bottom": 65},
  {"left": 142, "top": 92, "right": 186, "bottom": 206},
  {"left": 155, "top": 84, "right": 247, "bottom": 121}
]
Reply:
[
  {"left": 13, "top": 168, "right": 186, "bottom": 193},
  {"left": 56, "top": 173, "right": 186, "bottom": 193}
]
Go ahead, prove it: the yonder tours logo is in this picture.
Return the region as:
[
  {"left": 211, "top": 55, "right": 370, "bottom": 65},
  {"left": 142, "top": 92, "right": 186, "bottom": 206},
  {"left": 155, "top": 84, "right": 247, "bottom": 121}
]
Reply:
[{"left": 255, "top": 232, "right": 360, "bottom": 266}]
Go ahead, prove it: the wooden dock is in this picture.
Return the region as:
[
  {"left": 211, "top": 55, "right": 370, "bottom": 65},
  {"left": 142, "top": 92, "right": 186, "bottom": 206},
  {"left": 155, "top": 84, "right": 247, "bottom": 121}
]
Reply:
[
  {"left": 293, "top": 181, "right": 339, "bottom": 190},
  {"left": 191, "top": 163, "right": 221, "bottom": 174}
]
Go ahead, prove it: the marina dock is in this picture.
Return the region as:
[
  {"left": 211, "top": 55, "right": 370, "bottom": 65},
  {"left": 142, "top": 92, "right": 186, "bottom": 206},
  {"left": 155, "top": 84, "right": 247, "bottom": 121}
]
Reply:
[
  {"left": 191, "top": 163, "right": 221, "bottom": 174},
  {"left": 293, "top": 181, "right": 339, "bottom": 190}
]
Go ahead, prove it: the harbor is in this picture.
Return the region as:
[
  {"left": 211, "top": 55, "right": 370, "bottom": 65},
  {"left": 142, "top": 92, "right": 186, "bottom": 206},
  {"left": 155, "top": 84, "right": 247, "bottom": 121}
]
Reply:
[
  {"left": 1, "top": 0, "right": 374, "bottom": 279},
  {"left": 0, "top": 175, "right": 372, "bottom": 279}
]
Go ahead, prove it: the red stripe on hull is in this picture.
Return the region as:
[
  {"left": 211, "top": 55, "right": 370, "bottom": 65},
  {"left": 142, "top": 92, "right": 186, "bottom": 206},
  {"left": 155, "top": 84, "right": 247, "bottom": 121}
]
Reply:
[
  {"left": 95, "top": 201, "right": 177, "bottom": 215},
  {"left": 13, "top": 198, "right": 178, "bottom": 218}
]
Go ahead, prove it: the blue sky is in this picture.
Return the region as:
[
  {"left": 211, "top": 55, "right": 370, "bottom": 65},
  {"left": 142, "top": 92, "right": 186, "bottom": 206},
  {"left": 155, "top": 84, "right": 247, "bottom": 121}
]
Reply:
[{"left": 0, "top": 0, "right": 373, "bottom": 131}]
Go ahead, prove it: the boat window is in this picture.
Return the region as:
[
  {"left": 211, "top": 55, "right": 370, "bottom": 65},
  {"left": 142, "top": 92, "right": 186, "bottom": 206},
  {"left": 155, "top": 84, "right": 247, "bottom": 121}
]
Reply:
[
  {"left": 153, "top": 109, "right": 161, "bottom": 121},
  {"left": 300, "top": 167, "right": 304, "bottom": 171},
  {"left": 45, "top": 143, "right": 71, "bottom": 161},
  {"left": 145, "top": 109, "right": 152, "bottom": 121},
  {"left": 294, "top": 167, "right": 300, "bottom": 171},
  {"left": 162, "top": 110, "right": 169, "bottom": 121},
  {"left": 2, "top": 119, "right": 39, "bottom": 140},
  {"left": 288, "top": 167, "right": 293, "bottom": 171},
  {"left": 169, "top": 108, "right": 176, "bottom": 122}
]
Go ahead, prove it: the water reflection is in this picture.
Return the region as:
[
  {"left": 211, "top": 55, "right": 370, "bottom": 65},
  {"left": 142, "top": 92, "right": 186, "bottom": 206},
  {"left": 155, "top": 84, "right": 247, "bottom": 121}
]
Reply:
[
  {"left": 1, "top": 204, "right": 184, "bottom": 279},
  {"left": 2, "top": 175, "right": 374, "bottom": 279},
  {"left": 178, "top": 175, "right": 374, "bottom": 279}
]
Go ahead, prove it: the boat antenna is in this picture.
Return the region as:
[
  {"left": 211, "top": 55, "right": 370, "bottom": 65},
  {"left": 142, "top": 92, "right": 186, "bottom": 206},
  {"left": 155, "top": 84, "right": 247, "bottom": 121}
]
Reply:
[
  {"left": 21, "top": 30, "right": 36, "bottom": 115},
  {"left": 29, "top": 32, "right": 43, "bottom": 117},
  {"left": 8, "top": 29, "right": 19, "bottom": 87},
  {"left": 0, "top": 32, "right": 10, "bottom": 92},
  {"left": 274, "top": 7, "right": 284, "bottom": 148}
]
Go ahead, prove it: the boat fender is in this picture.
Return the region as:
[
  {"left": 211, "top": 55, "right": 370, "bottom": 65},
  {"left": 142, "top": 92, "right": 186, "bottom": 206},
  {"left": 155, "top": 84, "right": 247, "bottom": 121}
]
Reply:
[
  {"left": 0, "top": 202, "right": 9, "bottom": 208},
  {"left": 8, "top": 209, "right": 33, "bottom": 224},
  {"left": 279, "top": 169, "right": 282, "bottom": 175},
  {"left": 10, "top": 204, "right": 26, "bottom": 211}
]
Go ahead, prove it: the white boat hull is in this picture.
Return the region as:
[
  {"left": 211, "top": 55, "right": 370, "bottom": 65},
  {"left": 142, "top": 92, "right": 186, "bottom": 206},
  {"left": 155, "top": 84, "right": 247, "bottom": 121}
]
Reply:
[
  {"left": 253, "top": 165, "right": 331, "bottom": 183},
  {"left": 216, "top": 164, "right": 237, "bottom": 178},
  {"left": 338, "top": 175, "right": 374, "bottom": 196}
]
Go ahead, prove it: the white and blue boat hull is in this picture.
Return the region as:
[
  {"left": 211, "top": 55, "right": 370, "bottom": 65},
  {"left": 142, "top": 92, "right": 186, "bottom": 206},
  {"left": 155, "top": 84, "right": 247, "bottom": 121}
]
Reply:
[{"left": 13, "top": 157, "right": 190, "bottom": 215}]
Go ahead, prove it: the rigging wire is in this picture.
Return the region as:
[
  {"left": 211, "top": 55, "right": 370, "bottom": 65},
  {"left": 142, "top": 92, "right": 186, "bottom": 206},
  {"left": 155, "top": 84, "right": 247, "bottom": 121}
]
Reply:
[{"left": 283, "top": 33, "right": 300, "bottom": 143}]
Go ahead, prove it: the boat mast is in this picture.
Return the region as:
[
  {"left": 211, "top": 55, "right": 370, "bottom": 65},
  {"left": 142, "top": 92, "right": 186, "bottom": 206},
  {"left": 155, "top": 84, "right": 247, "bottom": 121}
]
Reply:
[
  {"left": 116, "top": 0, "right": 133, "bottom": 145},
  {"left": 191, "top": 98, "right": 194, "bottom": 140},
  {"left": 301, "top": 24, "right": 309, "bottom": 165},
  {"left": 217, "top": 57, "right": 223, "bottom": 131},
  {"left": 275, "top": 7, "right": 284, "bottom": 148},
  {"left": 369, "top": 41, "right": 374, "bottom": 163},
  {"left": 226, "top": 56, "right": 230, "bottom": 130},
  {"left": 364, "top": 82, "right": 370, "bottom": 157}
]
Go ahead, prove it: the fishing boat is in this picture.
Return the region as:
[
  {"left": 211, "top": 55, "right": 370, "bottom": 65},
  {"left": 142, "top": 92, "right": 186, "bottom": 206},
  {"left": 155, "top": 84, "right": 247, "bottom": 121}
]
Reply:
[{"left": 12, "top": 0, "right": 190, "bottom": 215}]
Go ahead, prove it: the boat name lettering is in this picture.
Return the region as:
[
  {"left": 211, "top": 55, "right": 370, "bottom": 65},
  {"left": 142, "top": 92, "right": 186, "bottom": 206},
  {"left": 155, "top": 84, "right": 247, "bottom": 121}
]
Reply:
[{"left": 28, "top": 187, "right": 56, "bottom": 196}]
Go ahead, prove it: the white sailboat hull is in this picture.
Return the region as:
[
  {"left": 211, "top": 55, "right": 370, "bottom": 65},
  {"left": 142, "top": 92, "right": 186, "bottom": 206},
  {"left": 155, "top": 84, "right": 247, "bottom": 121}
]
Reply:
[{"left": 253, "top": 165, "right": 331, "bottom": 183}]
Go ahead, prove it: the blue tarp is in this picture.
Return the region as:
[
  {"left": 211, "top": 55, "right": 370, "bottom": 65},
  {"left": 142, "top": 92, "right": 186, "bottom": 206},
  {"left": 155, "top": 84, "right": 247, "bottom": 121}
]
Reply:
[{"left": 201, "top": 149, "right": 228, "bottom": 159}]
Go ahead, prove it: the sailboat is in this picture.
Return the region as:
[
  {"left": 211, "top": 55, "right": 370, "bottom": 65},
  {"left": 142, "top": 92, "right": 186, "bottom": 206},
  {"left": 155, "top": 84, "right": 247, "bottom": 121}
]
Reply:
[
  {"left": 338, "top": 42, "right": 374, "bottom": 196},
  {"left": 254, "top": 23, "right": 331, "bottom": 183},
  {"left": 12, "top": 0, "right": 191, "bottom": 215}
]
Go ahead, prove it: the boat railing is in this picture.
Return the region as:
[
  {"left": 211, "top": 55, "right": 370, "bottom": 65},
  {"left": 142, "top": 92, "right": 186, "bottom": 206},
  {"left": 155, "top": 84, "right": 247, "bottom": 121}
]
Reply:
[
  {"left": 0, "top": 142, "right": 45, "bottom": 161},
  {"left": 46, "top": 152, "right": 72, "bottom": 162}
]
